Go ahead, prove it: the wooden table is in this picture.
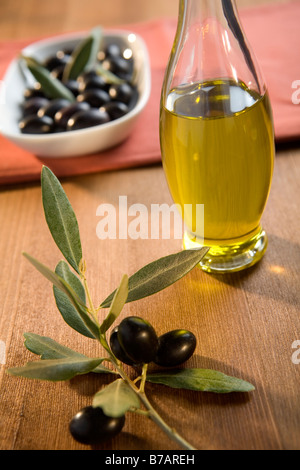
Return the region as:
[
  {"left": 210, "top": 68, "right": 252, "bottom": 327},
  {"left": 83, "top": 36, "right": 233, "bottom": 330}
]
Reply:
[{"left": 0, "top": 0, "right": 299, "bottom": 451}]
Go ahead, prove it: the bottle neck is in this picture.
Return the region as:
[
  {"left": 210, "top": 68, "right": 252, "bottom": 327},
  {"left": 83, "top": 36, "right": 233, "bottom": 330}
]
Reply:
[
  {"left": 173, "top": 0, "right": 262, "bottom": 94},
  {"left": 179, "top": 0, "right": 237, "bottom": 26}
]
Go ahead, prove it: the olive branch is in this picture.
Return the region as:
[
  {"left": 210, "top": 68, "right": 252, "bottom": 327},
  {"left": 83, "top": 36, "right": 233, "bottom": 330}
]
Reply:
[{"left": 8, "top": 166, "right": 255, "bottom": 450}]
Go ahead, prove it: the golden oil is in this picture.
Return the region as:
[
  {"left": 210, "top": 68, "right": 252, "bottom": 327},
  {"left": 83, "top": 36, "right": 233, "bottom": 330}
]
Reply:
[{"left": 160, "top": 79, "right": 274, "bottom": 272}]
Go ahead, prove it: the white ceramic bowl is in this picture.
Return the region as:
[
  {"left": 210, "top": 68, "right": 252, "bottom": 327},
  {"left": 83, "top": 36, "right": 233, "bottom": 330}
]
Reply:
[{"left": 0, "top": 30, "right": 151, "bottom": 158}]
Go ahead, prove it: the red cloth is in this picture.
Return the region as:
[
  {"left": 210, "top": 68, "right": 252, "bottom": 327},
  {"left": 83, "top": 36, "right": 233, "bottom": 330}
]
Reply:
[{"left": 0, "top": 1, "right": 299, "bottom": 185}]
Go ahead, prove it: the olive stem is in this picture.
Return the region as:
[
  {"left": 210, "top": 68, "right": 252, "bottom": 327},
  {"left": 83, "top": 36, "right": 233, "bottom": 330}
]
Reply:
[
  {"left": 139, "top": 364, "right": 148, "bottom": 393},
  {"left": 107, "top": 356, "right": 197, "bottom": 450},
  {"left": 80, "top": 265, "right": 99, "bottom": 325},
  {"left": 84, "top": 274, "right": 197, "bottom": 451},
  {"left": 137, "top": 392, "right": 197, "bottom": 451}
]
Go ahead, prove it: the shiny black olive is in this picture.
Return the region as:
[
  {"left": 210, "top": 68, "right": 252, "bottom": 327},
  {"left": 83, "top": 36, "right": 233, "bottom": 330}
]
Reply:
[
  {"left": 108, "top": 83, "right": 134, "bottom": 105},
  {"left": 23, "top": 84, "right": 45, "bottom": 100},
  {"left": 44, "top": 51, "right": 70, "bottom": 71},
  {"left": 67, "top": 109, "right": 110, "bottom": 131},
  {"left": 105, "top": 43, "right": 122, "bottom": 58},
  {"left": 69, "top": 406, "right": 125, "bottom": 446},
  {"left": 22, "top": 97, "right": 50, "bottom": 117},
  {"left": 154, "top": 330, "right": 197, "bottom": 368},
  {"left": 100, "top": 101, "right": 129, "bottom": 121},
  {"left": 77, "top": 89, "right": 110, "bottom": 108},
  {"left": 77, "top": 69, "right": 98, "bottom": 85},
  {"left": 50, "top": 65, "right": 66, "bottom": 81},
  {"left": 117, "top": 317, "right": 159, "bottom": 364},
  {"left": 19, "top": 115, "right": 54, "bottom": 134},
  {"left": 64, "top": 79, "right": 81, "bottom": 97},
  {"left": 102, "top": 56, "right": 132, "bottom": 79},
  {"left": 54, "top": 102, "right": 90, "bottom": 128},
  {"left": 38, "top": 98, "right": 71, "bottom": 119},
  {"left": 79, "top": 75, "right": 108, "bottom": 93},
  {"left": 109, "top": 327, "right": 136, "bottom": 366}
]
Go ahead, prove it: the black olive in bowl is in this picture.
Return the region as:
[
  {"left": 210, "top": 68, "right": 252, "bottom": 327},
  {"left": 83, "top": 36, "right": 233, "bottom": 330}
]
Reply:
[
  {"left": 77, "top": 89, "right": 110, "bottom": 108},
  {"left": 55, "top": 102, "right": 90, "bottom": 129},
  {"left": 19, "top": 115, "right": 55, "bottom": 134},
  {"left": 100, "top": 101, "right": 129, "bottom": 121},
  {"left": 38, "top": 98, "right": 71, "bottom": 119},
  {"left": 67, "top": 109, "right": 110, "bottom": 131}
]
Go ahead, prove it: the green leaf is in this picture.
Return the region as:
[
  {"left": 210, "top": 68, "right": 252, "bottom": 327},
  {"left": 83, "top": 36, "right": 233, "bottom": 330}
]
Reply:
[
  {"left": 63, "top": 27, "right": 102, "bottom": 81},
  {"left": 54, "top": 261, "right": 96, "bottom": 339},
  {"left": 100, "top": 275, "right": 128, "bottom": 334},
  {"left": 7, "top": 357, "right": 104, "bottom": 382},
  {"left": 96, "top": 63, "right": 125, "bottom": 85},
  {"left": 24, "top": 332, "right": 86, "bottom": 359},
  {"left": 21, "top": 56, "right": 75, "bottom": 101},
  {"left": 41, "top": 166, "right": 82, "bottom": 274},
  {"left": 23, "top": 332, "right": 115, "bottom": 374},
  {"left": 93, "top": 379, "right": 140, "bottom": 417},
  {"left": 101, "top": 248, "right": 209, "bottom": 308},
  {"left": 23, "top": 253, "right": 100, "bottom": 340},
  {"left": 146, "top": 369, "right": 255, "bottom": 394},
  {"left": 85, "top": 27, "right": 103, "bottom": 71}
]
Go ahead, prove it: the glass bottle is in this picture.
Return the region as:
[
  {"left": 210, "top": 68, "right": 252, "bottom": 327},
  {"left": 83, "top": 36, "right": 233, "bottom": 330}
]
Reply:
[{"left": 160, "top": 0, "right": 275, "bottom": 273}]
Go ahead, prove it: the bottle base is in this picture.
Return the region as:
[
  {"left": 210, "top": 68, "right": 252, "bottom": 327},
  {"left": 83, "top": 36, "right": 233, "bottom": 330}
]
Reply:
[{"left": 183, "top": 228, "right": 268, "bottom": 274}]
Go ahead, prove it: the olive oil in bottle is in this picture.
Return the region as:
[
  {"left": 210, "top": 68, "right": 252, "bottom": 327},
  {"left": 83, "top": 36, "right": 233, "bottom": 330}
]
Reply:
[{"left": 160, "top": 79, "right": 274, "bottom": 271}]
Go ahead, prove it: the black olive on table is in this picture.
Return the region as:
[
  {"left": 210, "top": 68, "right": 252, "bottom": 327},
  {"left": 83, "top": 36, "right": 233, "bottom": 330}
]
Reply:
[
  {"left": 69, "top": 406, "right": 125, "bottom": 445},
  {"left": 154, "top": 330, "right": 197, "bottom": 368},
  {"left": 117, "top": 317, "right": 159, "bottom": 365},
  {"left": 109, "top": 327, "right": 137, "bottom": 366}
]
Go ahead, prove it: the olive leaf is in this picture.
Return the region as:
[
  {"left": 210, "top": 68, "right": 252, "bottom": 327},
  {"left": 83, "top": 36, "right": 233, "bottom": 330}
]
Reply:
[
  {"left": 54, "top": 261, "right": 96, "bottom": 339},
  {"left": 93, "top": 379, "right": 140, "bottom": 417},
  {"left": 96, "top": 63, "right": 125, "bottom": 85},
  {"left": 7, "top": 357, "right": 104, "bottom": 382},
  {"left": 63, "top": 26, "right": 103, "bottom": 81},
  {"left": 23, "top": 252, "right": 100, "bottom": 340},
  {"left": 21, "top": 56, "right": 75, "bottom": 101},
  {"left": 24, "top": 332, "right": 86, "bottom": 360},
  {"left": 23, "top": 332, "right": 115, "bottom": 374},
  {"left": 100, "top": 274, "right": 128, "bottom": 334},
  {"left": 101, "top": 247, "right": 209, "bottom": 308},
  {"left": 146, "top": 369, "right": 255, "bottom": 394},
  {"left": 41, "top": 166, "right": 83, "bottom": 274}
]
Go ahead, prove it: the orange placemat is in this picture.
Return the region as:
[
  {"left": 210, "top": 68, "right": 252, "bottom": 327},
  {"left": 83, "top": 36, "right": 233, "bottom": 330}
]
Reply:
[{"left": 0, "top": 1, "right": 300, "bottom": 185}]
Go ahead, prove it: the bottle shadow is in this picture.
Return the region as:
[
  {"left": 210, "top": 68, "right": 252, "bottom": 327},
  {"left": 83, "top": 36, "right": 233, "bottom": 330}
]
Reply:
[{"left": 204, "top": 233, "right": 300, "bottom": 308}]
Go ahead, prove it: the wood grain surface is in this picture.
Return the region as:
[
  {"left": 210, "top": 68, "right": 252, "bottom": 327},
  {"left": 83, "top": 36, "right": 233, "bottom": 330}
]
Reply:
[{"left": 0, "top": 0, "right": 299, "bottom": 451}]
